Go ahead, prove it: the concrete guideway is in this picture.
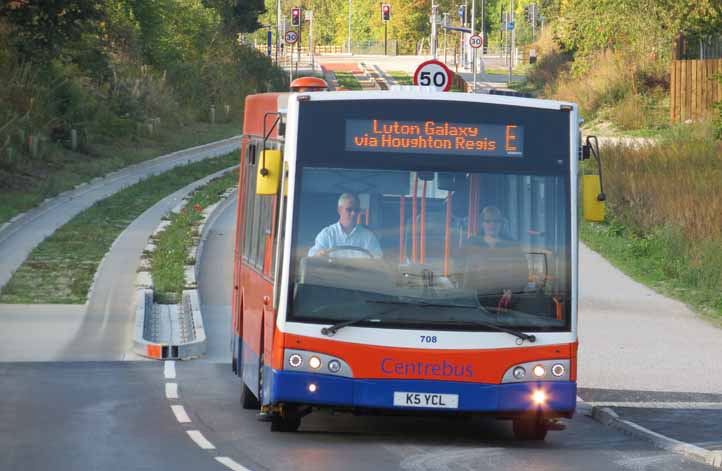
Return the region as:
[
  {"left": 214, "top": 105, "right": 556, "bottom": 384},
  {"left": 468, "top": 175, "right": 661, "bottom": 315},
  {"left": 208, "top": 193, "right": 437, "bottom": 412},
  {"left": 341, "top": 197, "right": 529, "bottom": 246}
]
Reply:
[
  {"left": 315, "top": 54, "right": 524, "bottom": 92},
  {"left": 132, "top": 182, "right": 237, "bottom": 361},
  {"left": 0, "top": 137, "right": 241, "bottom": 362},
  {"left": 0, "top": 136, "right": 241, "bottom": 292}
]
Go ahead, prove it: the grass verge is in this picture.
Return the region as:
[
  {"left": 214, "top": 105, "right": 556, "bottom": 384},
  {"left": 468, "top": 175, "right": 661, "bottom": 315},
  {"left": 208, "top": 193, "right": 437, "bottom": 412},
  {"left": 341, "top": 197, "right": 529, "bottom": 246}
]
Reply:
[
  {"left": 387, "top": 71, "right": 413, "bottom": 85},
  {"left": 0, "top": 153, "right": 238, "bottom": 304},
  {"left": 151, "top": 169, "right": 238, "bottom": 304},
  {"left": 334, "top": 71, "right": 363, "bottom": 90},
  {"left": 0, "top": 120, "right": 241, "bottom": 226}
]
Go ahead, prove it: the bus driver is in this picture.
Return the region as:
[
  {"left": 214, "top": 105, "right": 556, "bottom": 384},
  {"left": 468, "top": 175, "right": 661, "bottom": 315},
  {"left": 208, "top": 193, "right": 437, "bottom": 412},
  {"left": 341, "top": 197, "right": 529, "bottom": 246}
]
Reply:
[{"left": 308, "top": 193, "right": 383, "bottom": 258}]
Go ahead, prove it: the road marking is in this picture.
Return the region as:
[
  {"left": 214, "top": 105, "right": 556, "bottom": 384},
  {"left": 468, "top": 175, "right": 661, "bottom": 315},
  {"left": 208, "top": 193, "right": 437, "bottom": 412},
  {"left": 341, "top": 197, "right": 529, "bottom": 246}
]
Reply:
[
  {"left": 164, "top": 360, "right": 176, "bottom": 379},
  {"left": 187, "top": 430, "right": 215, "bottom": 450},
  {"left": 215, "top": 457, "right": 254, "bottom": 471},
  {"left": 171, "top": 405, "right": 191, "bottom": 423},
  {"left": 587, "top": 401, "right": 722, "bottom": 410},
  {"left": 166, "top": 383, "right": 179, "bottom": 399}
]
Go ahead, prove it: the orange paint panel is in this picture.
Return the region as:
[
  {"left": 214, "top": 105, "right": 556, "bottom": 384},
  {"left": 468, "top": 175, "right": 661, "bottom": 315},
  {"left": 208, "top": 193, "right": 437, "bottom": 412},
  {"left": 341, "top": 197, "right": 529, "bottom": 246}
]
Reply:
[
  {"left": 146, "top": 344, "right": 161, "bottom": 359},
  {"left": 264, "top": 308, "right": 275, "bottom": 358},
  {"left": 283, "top": 333, "right": 574, "bottom": 384},
  {"left": 243, "top": 93, "right": 283, "bottom": 137},
  {"left": 569, "top": 341, "right": 579, "bottom": 381},
  {"left": 272, "top": 327, "right": 286, "bottom": 370},
  {"left": 241, "top": 264, "right": 274, "bottom": 356}
]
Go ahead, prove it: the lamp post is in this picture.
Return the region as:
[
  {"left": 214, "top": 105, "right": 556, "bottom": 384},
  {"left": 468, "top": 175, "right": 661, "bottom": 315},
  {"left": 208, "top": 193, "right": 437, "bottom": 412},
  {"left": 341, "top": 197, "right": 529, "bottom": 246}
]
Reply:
[
  {"left": 348, "top": 0, "right": 352, "bottom": 54},
  {"left": 276, "top": 0, "right": 281, "bottom": 64}
]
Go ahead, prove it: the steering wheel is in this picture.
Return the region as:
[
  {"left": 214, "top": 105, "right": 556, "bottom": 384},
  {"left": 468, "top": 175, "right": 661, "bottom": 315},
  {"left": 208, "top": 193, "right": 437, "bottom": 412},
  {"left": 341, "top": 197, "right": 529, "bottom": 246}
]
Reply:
[{"left": 324, "top": 245, "right": 374, "bottom": 259}]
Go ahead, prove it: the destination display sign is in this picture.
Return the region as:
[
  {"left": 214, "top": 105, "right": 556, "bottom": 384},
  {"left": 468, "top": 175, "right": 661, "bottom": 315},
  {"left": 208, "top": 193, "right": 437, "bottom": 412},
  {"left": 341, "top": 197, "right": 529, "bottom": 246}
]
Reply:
[{"left": 345, "top": 119, "right": 524, "bottom": 158}]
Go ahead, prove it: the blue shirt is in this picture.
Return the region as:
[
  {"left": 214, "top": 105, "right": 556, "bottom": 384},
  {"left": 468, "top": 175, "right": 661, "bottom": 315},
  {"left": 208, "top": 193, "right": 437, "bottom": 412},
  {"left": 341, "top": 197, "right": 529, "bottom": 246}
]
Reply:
[{"left": 308, "top": 222, "right": 383, "bottom": 258}]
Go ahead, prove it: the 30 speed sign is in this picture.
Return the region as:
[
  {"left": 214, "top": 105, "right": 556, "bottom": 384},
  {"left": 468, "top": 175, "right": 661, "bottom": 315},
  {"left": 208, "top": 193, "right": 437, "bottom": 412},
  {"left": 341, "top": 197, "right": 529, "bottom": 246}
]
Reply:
[
  {"left": 413, "top": 60, "right": 452, "bottom": 92},
  {"left": 469, "top": 34, "right": 483, "bottom": 49},
  {"left": 285, "top": 31, "right": 298, "bottom": 44}
]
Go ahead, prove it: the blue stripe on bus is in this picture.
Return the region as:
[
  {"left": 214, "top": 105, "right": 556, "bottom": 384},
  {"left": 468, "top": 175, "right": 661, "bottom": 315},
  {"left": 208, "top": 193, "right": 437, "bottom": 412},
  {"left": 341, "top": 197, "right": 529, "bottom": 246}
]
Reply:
[{"left": 270, "top": 370, "right": 576, "bottom": 413}]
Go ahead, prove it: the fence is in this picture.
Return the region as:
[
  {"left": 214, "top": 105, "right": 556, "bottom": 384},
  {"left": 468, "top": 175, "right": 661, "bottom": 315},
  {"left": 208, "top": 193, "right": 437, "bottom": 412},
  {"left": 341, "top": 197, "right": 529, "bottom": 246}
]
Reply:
[
  {"left": 253, "top": 43, "right": 398, "bottom": 56},
  {"left": 253, "top": 44, "right": 345, "bottom": 56},
  {"left": 670, "top": 59, "right": 722, "bottom": 123},
  {"left": 674, "top": 34, "right": 722, "bottom": 60}
]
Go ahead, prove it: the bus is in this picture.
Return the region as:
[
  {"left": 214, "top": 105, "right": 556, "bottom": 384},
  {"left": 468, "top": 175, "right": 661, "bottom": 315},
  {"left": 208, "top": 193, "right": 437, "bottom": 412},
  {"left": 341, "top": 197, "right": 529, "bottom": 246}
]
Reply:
[{"left": 231, "top": 84, "right": 581, "bottom": 440}]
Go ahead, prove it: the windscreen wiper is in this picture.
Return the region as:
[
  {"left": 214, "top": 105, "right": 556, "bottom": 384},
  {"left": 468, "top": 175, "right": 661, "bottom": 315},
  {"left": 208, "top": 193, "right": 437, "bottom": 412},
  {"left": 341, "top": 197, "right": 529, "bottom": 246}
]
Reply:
[
  {"left": 366, "top": 299, "right": 536, "bottom": 343},
  {"left": 321, "top": 312, "right": 382, "bottom": 337}
]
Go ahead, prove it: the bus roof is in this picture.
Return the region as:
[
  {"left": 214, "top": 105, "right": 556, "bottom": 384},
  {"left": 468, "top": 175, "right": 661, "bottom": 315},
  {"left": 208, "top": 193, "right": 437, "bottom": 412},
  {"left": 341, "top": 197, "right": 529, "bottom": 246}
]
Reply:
[{"left": 290, "top": 89, "right": 577, "bottom": 113}]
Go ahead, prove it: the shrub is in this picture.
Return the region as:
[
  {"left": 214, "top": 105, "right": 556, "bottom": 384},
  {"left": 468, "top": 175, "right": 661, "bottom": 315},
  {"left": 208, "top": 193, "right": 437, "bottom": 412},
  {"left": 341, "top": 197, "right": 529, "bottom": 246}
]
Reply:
[
  {"left": 714, "top": 74, "right": 722, "bottom": 140},
  {"left": 602, "top": 122, "right": 722, "bottom": 241}
]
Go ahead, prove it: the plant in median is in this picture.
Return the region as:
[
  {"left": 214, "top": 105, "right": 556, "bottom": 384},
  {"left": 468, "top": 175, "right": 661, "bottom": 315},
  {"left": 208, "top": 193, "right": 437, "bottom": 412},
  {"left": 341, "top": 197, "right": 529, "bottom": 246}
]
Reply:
[{"left": 151, "top": 169, "right": 238, "bottom": 304}]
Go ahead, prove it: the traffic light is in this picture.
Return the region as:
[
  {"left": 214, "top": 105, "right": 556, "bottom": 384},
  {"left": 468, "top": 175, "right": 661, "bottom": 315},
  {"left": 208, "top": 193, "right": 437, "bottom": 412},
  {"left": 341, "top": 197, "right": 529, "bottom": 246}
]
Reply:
[
  {"left": 381, "top": 3, "right": 391, "bottom": 21},
  {"left": 291, "top": 7, "right": 301, "bottom": 26}
]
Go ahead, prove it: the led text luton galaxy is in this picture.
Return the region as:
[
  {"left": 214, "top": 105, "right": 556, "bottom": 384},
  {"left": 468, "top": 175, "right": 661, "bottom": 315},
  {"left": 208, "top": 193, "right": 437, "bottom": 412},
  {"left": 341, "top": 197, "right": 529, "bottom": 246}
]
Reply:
[{"left": 345, "top": 119, "right": 523, "bottom": 157}]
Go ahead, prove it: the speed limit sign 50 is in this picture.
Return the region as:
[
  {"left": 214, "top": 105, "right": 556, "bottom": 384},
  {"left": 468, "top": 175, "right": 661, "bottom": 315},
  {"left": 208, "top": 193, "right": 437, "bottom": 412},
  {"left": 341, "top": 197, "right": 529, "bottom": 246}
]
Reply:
[
  {"left": 413, "top": 60, "right": 452, "bottom": 92},
  {"left": 469, "top": 34, "right": 483, "bottom": 49}
]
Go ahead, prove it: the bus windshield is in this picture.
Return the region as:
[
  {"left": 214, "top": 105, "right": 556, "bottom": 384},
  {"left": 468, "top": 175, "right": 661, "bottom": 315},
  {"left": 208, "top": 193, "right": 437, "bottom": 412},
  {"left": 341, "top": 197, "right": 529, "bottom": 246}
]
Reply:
[{"left": 287, "top": 166, "right": 571, "bottom": 332}]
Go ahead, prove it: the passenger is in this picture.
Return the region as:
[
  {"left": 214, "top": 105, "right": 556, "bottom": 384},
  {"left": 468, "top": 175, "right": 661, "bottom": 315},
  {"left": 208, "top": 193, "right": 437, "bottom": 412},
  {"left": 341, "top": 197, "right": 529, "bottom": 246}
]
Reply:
[
  {"left": 308, "top": 193, "right": 382, "bottom": 258},
  {"left": 462, "top": 206, "right": 528, "bottom": 310},
  {"left": 475, "top": 206, "right": 514, "bottom": 249}
]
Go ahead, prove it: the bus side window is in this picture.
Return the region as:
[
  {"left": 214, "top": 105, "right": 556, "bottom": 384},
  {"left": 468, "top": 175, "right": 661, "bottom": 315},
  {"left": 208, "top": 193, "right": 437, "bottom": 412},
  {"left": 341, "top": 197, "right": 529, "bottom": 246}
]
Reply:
[{"left": 243, "top": 142, "right": 258, "bottom": 263}]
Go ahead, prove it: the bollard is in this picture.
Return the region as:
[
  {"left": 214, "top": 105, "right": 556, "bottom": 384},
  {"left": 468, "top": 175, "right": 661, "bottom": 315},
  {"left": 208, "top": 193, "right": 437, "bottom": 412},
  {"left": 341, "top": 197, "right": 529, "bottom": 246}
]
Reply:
[
  {"left": 71, "top": 129, "right": 78, "bottom": 151},
  {"left": 224, "top": 104, "right": 230, "bottom": 116},
  {"left": 29, "top": 135, "right": 39, "bottom": 159},
  {"left": 210, "top": 106, "right": 216, "bottom": 124}
]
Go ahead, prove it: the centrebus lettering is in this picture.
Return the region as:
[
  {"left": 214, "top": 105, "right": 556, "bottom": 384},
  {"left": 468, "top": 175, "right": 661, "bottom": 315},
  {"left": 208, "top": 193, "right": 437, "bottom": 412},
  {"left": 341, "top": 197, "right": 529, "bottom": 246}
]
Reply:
[
  {"left": 380, "top": 357, "right": 474, "bottom": 378},
  {"left": 346, "top": 119, "right": 523, "bottom": 157}
]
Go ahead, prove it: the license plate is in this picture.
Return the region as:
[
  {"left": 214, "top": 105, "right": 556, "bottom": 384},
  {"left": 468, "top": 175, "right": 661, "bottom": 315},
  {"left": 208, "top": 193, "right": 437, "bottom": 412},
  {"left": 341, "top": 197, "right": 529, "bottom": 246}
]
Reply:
[{"left": 393, "top": 391, "right": 459, "bottom": 409}]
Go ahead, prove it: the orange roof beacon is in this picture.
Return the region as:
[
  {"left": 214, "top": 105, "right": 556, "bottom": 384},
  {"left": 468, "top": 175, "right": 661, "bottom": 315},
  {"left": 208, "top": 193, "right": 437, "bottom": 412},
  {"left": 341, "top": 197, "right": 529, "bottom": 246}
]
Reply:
[{"left": 289, "top": 76, "right": 328, "bottom": 92}]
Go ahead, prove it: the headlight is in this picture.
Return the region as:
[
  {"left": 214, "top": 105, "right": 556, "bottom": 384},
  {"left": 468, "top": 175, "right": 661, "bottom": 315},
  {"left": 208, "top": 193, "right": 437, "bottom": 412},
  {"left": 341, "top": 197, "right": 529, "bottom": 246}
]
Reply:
[
  {"left": 502, "top": 359, "right": 570, "bottom": 383},
  {"left": 283, "top": 349, "right": 353, "bottom": 377},
  {"left": 288, "top": 353, "right": 303, "bottom": 368},
  {"left": 512, "top": 366, "right": 526, "bottom": 379},
  {"left": 532, "top": 389, "right": 547, "bottom": 405},
  {"left": 328, "top": 359, "right": 342, "bottom": 373}
]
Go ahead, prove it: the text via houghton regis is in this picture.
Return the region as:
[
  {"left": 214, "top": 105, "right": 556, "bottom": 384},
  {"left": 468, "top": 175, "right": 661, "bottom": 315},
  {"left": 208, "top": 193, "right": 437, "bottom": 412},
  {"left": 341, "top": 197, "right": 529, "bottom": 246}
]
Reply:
[{"left": 345, "top": 119, "right": 523, "bottom": 157}]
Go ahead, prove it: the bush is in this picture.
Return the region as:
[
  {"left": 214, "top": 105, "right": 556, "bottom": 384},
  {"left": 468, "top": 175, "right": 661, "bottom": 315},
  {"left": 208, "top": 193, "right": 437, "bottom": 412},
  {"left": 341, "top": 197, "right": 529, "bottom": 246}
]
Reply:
[
  {"left": 714, "top": 74, "right": 722, "bottom": 140},
  {"left": 602, "top": 122, "right": 722, "bottom": 241}
]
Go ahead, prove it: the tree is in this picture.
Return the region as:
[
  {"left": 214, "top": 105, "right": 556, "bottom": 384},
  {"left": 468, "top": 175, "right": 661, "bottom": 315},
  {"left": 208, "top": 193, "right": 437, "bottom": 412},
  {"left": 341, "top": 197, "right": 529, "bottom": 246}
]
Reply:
[
  {"left": 0, "top": 0, "right": 104, "bottom": 60},
  {"left": 204, "top": 0, "right": 266, "bottom": 34}
]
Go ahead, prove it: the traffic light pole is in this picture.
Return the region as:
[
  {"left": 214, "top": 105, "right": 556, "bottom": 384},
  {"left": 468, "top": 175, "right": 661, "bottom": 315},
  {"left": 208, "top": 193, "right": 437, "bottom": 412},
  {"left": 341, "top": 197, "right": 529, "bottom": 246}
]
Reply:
[
  {"left": 470, "top": 0, "right": 475, "bottom": 91},
  {"left": 384, "top": 21, "right": 387, "bottom": 55},
  {"left": 508, "top": 0, "right": 513, "bottom": 85},
  {"left": 298, "top": 10, "right": 302, "bottom": 73}
]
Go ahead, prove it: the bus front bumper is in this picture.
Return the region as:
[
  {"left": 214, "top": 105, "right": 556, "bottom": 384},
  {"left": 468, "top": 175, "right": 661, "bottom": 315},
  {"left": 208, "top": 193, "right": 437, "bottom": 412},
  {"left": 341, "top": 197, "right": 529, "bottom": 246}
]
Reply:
[{"left": 270, "top": 370, "right": 576, "bottom": 415}]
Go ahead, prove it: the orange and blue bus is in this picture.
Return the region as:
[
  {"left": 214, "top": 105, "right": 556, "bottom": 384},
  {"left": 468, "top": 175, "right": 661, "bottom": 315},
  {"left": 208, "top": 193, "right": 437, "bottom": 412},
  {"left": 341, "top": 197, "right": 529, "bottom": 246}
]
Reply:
[{"left": 231, "top": 84, "right": 581, "bottom": 440}]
